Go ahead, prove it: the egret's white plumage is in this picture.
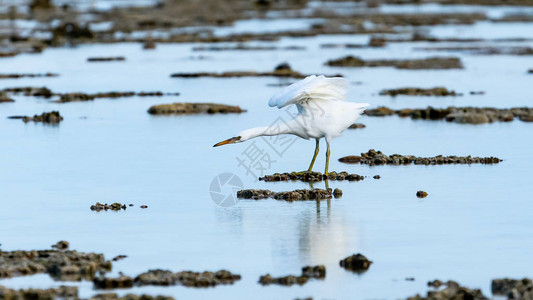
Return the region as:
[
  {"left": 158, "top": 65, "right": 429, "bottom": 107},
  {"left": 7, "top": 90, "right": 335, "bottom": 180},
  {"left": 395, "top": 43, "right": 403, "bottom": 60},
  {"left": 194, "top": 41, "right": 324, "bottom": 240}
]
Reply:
[{"left": 214, "top": 75, "right": 370, "bottom": 174}]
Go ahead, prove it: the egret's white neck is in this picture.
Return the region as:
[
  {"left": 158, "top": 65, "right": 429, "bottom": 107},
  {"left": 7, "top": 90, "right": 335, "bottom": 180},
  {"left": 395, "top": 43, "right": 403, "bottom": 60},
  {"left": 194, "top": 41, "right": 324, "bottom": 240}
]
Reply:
[{"left": 238, "top": 122, "right": 296, "bottom": 142}]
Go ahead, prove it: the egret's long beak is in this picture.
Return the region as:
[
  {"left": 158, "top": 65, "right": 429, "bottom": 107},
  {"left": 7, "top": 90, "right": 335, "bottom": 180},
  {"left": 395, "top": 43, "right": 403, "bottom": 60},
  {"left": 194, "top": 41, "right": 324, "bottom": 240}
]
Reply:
[{"left": 213, "top": 136, "right": 241, "bottom": 147}]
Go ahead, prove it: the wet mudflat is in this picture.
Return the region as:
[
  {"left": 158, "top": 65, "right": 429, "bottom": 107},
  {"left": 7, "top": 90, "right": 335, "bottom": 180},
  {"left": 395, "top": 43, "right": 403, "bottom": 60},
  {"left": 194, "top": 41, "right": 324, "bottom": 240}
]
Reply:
[{"left": 1, "top": 1, "right": 533, "bottom": 299}]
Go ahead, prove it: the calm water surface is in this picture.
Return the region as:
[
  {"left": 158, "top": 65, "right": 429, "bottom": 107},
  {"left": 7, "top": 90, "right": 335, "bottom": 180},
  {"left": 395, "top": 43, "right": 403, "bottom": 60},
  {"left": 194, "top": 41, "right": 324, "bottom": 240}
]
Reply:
[{"left": 0, "top": 17, "right": 532, "bottom": 300}]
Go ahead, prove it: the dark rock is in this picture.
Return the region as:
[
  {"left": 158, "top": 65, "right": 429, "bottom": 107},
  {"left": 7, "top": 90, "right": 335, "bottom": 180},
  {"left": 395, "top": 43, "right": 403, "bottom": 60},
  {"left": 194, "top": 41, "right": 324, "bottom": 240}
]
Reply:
[
  {"left": 373, "top": 175, "right": 381, "bottom": 179},
  {"left": 416, "top": 191, "right": 428, "bottom": 198},
  {"left": 140, "top": 205, "right": 148, "bottom": 209},
  {"left": 90, "top": 293, "right": 174, "bottom": 300},
  {"left": 339, "top": 149, "right": 502, "bottom": 166},
  {"left": 8, "top": 111, "right": 63, "bottom": 124},
  {"left": 3, "top": 87, "right": 53, "bottom": 97},
  {"left": 171, "top": 64, "right": 342, "bottom": 79},
  {"left": 134, "top": 269, "right": 241, "bottom": 287},
  {"left": 0, "top": 247, "right": 112, "bottom": 280},
  {"left": 428, "top": 279, "right": 444, "bottom": 288},
  {"left": 112, "top": 255, "right": 127, "bottom": 261},
  {"left": 339, "top": 253, "right": 372, "bottom": 273},
  {"left": 348, "top": 123, "right": 366, "bottom": 129},
  {"left": 90, "top": 202, "right": 126, "bottom": 212},
  {"left": 492, "top": 278, "right": 533, "bottom": 299},
  {"left": 326, "top": 56, "right": 463, "bottom": 69},
  {"left": 259, "top": 171, "right": 363, "bottom": 182},
  {"left": 0, "top": 91, "right": 14, "bottom": 103},
  {"left": 147, "top": 103, "right": 245, "bottom": 115},
  {"left": 333, "top": 188, "right": 343, "bottom": 198},
  {"left": 380, "top": 87, "right": 459, "bottom": 97},
  {"left": 94, "top": 275, "right": 135, "bottom": 289},
  {"left": 0, "top": 73, "right": 58, "bottom": 79},
  {"left": 87, "top": 57, "right": 126, "bottom": 62},
  {"left": 51, "top": 241, "right": 69, "bottom": 250},
  {"left": 408, "top": 280, "right": 488, "bottom": 300},
  {"left": 237, "top": 188, "right": 332, "bottom": 201},
  {"left": 143, "top": 40, "right": 156, "bottom": 50},
  {"left": 0, "top": 286, "right": 78, "bottom": 299},
  {"left": 259, "top": 265, "right": 325, "bottom": 286}
]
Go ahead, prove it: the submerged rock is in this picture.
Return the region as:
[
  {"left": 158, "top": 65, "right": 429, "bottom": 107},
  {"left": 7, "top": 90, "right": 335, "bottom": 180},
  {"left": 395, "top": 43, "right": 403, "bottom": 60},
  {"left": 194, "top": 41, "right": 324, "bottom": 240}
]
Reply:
[
  {"left": 171, "top": 63, "right": 341, "bottom": 79},
  {"left": 0, "top": 247, "right": 112, "bottom": 280},
  {"left": 380, "top": 87, "right": 459, "bottom": 97},
  {"left": 91, "top": 294, "right": 174, "bottom": 300},
  {"left": 87, "top": 57, "right": 126, "bottom": 62},
  {"left": 0, "top": 286, "right": 78, "bottom": 299},
  {"left": 365, "top": 106, "right": 533, "bottom": 124},
  {"left": 339, "top": 149, "right": 501, "bottom": 166},
  {"left": 134, "top": 269, "right": 241, "bottom": 287},
  {"left": 8, "top": 111, "right": 63, "bottom": 124},
  {"left": 339, "top": 253, "right": 372, "bottom": 273},
  {"left": 0, "top": 73, "right": 58, "bottom": 79},
  {"left": 3, "top": 87, "right": 53, "bottom": 97},
  {"left": 237, "top": 188, "right": 333, "bottom": 201},
  {"left": 326, "top": 56, "right": 463, "bottom": 69},
  {"left": 492, "top": 278, "right": 533, "bottom": 299},
  {"left": 408, "top": 280, "right": 488, "bottom": 300},
  {"left": 147, "top": 102, "right": 245, "bottom": 115},
  {"left": 259, "top": 265, "right": 325, "bottom": 286},
  {"left": 258, "top": 171, "right": 364, "bottom": 182},
  {"left": 56, "top": 91, "right": 179, "bottom": 103}
]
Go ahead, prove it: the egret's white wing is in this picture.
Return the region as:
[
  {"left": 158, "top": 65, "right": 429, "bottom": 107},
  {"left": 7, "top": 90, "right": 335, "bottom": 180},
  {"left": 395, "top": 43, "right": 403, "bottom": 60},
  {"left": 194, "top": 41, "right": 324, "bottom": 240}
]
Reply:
[{"left": 268, "top": 75, "right": 348, "bottom": 109}]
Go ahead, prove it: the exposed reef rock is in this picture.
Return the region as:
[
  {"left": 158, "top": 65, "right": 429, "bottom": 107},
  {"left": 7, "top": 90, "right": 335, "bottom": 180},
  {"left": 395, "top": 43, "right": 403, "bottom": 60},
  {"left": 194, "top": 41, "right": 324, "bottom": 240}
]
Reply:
[
  {"left": 0, "top": 286, "right": 78, "bottom": 299},
  {"left": 364, "top": 106, "right": 533, "bottom": 124},
  {"left": 0, "top": 246, "right": 112, "bottom": 281},
  {"left": 259, "top": 171, "right": 364, "bottom": 182},
  {"left": 237, "top": 188, "right": 334, "bottom": 201},
  {"left": 8, "top": 111, "right": 63, "bottom": 124},
  {"left": 492, "top": 278, "right": 533, "bottom": 300},
  {"left": 87, "top": 57, "right": 126, "bottom": 62},
  {"left": 339, "top": 253, "right": 372, "bottom": 273},
  {"left": 0, "top": 73, "right": 58, "bottom": 79},
  {"left": 408, "top": 280, "right": 488, "bottom": 300},
  {"left": 147, "top": 103, "right": 245, "bottom": 115},
  {"left": 326, "top": 56, "right": 463, "bottom": 69},
  {"left": 380, "top": 87, "right": 459, "bottom": 97},
  {"left": 259, "top": 265, "right": 325, "bottom": 286},
  {"left": 90, "top": 202, "right": 127, "bottom": 212},
  {"left": 339, "top": 149, "right": 502, "bottom": 166},
  {"left": 134, "top": 269, "right": 241, "bottom": 287}
]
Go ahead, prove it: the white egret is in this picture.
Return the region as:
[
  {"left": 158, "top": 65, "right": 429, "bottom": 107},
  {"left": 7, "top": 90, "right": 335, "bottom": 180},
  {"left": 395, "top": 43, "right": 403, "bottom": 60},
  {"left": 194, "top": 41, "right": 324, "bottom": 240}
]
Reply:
[{"left": 214, "top": 75, "right": 369, "bottom": 175}]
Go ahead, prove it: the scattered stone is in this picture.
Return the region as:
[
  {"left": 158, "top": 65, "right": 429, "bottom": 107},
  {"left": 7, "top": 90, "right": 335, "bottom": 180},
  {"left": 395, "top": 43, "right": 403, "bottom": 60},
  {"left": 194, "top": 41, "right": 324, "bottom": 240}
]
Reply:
[
  {"left": 56, "top": 91, "right": 179, "bottom": 103},
  {"left": 143, "top": 40, "right": 156, "bottom": 50},
  {"left": 416, "top": 191, "right": 428, "bottom": 198},
  {"left": 364, "top": 106, "right": 533, "bottom": 124},
  {"left": 325, "top": 56, "right": 463, "bottom": 69},
  {"left": 0, "top": 52, "right": 19, "bottom": 58},
  {"left": 51, "top": 241, "right": 69, "bottom": 250},
  {"left": 8, "top": 111, "right": 63, "bottom": 124},
  {"left": 0, "top": 73, "right": 58, "bottom": 79},
  {"left": 492, "top": 278, "right": 533, "bottom": 299},
  {"left": 91, "top": 294, "right": 174, "bottom": 300},
  {"left": 237, "top": 188, "right": 333, "bottom": 201},
  {"left": 134, "top": 269, "right": 241, "bottom": 287},
  {"left": 59, "top": 93, "right": 95, "bottom": 103},
  {"left": 333, "top": 188, "right": 343, "bottom": 198},
  {"left": 29, "top": 0, "right": 54, "bottom": 10},
  {"left": 348, "top": 123, "right": 366, "bottom": 129},
  {"left": 380, "top": 87, "right": 459, "bottom": 97},
  {"left": 171, "top": 63, "right": 341, "bottom": 79},
  {"left": 0, "top": 247, "right": 112, "bottom": 280},
  {"left": 408, "top": 280, "right": 488, "bottom": 300},
  {"left": 147, "top": 103, "right": 245, "bottom": 115},
  {"left": 339, "top": 149, "right": 502, "bottom": 166},
  {"left": 87, "top": 57, "right": 126, "bottom": 62},
  {"left": 339, "top": 253, "right": 372, "bottom": 273},
  {"left": 90, "top": 202, "right": 127, "bottom": 212},
  {"left": 406, "top": 277, "right": 415, "bottom": 281},
  {"left": 94, "top": 275, "right": 135, "bottom": 289},
  {"left": 528, "top": 69, "right": 533, "bottom": 74},
  {"left": 140, "top": 205, "right": 148, "bottom": 209},
  {"left": 258, "top": 171, "right": 364, "bottom": 182},
  {"left": 259, "top": 265, "right": 325, "bottom": 286},
  {"left": 0, "top": 286, "right": 78, "bottom": 299},
  {"left": 373, "top": 175, "right": 381, "bottom": 179},
  {"left": 470, "top": 91, "right": 485, "bottom": 95}
]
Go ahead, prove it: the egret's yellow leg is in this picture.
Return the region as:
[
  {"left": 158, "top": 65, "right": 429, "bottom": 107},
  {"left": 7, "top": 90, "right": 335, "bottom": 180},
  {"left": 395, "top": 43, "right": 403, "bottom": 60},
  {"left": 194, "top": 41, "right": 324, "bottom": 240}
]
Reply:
[
  {"left": 308, "top": 139, "right": 320, "bottom": 171},
  {"left": 324, "top": 141, "right": 331, "bottom": 175}
]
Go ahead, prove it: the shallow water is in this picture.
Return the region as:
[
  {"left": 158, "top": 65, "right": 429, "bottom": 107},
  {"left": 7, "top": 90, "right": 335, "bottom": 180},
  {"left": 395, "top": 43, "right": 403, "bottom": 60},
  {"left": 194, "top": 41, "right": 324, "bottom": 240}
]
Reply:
[{"left": 0, "top": 16, "right": 532, "bottom": 300}]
